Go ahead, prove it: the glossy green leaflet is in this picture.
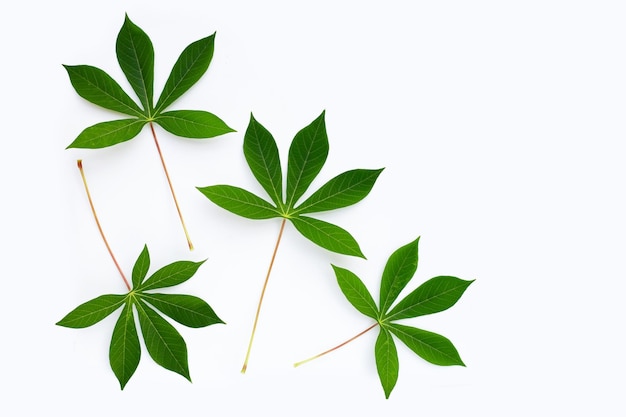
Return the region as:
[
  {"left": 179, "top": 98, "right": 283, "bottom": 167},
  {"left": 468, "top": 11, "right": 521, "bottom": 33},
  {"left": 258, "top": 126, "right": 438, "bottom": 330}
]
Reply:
[
  {"left": 294, "top": 237, "right": 473, "bottom": 398},
  {"left": 64, "top": 14, "right": 234, "bottom": 249},
  {"left": 197, "top": 111, "right": 383, "bottom": 372},
  {"left": 57, "top": 161, "right": 223, "bottom": 389}
]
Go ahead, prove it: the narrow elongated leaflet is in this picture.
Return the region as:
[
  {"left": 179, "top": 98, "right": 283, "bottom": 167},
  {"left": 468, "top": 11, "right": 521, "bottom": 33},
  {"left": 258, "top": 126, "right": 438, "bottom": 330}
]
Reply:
[
  {"left": 116, "top": 14, "right": 154, "bottom": 114},
  {"left": 58, "top": 160, "right": 222, "bottom": 388},
  {"left": 63, "top": 65, "right": 144, "bottom": 117},
  {"left": 135, "top": 299, "right": 190, "bottom": 381},
  {"left": 375, "top": 327, "right": 399, "bottom": 399},
  {"left": 140, "top": 293, "right": 224, "bottom": 328},
  {"left": 132, "top": 245, "right": 150, "bottom": 289},
  {"left": 109, "top": 300, "right": 141, "bottom": 389},
  {"left": 294, "top": 237, "right": 473, "bottom": 398},
  {"left": 388, "top": 323, "right": 465, "bottom": 366},
  {"left": 64, "top": 14, "right": 234, "bottom": 249},
  {"left": 198, "top": 111, "right": 382, "bottom": 372},
  {"left": 243, "top": 115, "right": 284, "bottom": 208},
  {"left": 155, "top": 33, "right": 216, "bottom": 113},
  {"left": 333, "top": 265, "right": 378, "bottom": 319},
  {"left": 286, "top": 111, "right": 329, "bottom": 208},
  {"left": 379, "top": 237, "right": 420, "bottom": 314},
  {"left": 56, "top": 294, "right": 126, "bottom": 328}
]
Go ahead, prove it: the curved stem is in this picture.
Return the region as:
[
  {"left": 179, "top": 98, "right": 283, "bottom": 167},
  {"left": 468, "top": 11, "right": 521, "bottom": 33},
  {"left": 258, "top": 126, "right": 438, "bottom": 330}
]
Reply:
[
  {"left": 293, "top": 322, "right": 379, "bottom": 368},
  {"left": 149, "top": 122, "right": 194, "bottom": 250},
  {"left": 241, "top": 218, "right": 287, "bottom": 374},
  {"left": 77, "top": 160, "right": 131, "bottom": 291}
]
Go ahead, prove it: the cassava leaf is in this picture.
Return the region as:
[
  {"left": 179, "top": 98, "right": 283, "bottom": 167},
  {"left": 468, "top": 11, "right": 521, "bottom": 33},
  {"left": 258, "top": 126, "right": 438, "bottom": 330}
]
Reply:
[
  {"left": 132, "top": 245, "right": 150, "bottom": 289},
  {"left": 135, "top": 300, "right": 190, "bottom": 381},
  {"left": 387, "top": 323, "right": 465, "bottom": 366},
  {"left": 140, "top": 259, "right": 206, "bottom": 291},
  {"left": 197, "top": 185, "right": 280, "bottom": 219},
  {"left": 286, "top": 111, "right": 329, "bottom": 208},
  {"left": 297, "top": 238, "right": 472, "bottom": 398},
  {"left": 375, "top": 327, "right": 399, "bottom": 399},
  {"left": 109, "top": 300, "right": 140, "bottom": 389},
  {"left": 379, "top": 237, "right": 420, "bottom": 314},
  {"left": 243, "top": 114, "right": 284, "bottom": 207},
  {"left": 155, "top": 33, "right": 215, "bottom": 113},
  {"left": 385, "top": 276, "right": 474, "bottom": 321},
  {"left": 155, "top": 110, "right": 234, "bottom": 138},
  {"left": 290, "top": 215, "right": 364, "bottom": 258},
  {"left": 140, "top": 293, "right": 224, "bottom": 328},
  {"left": 59, "top": 244, "right": 222, "bottom": 388},
  {"left": 116, "top": 14, "right": 154, "bottom": 114},
  {"left": 56, "top": 294, "right": 125, "bottom": 328},
  {"left": 63, "top": 65, "right": 143, "bottom": 117},
  {"left": 333, "top": 264, "right": 378, "bottom": 319},
  {"left": 65, "top": 15, "right": 233, "bottom": 248},
  {"left": 66, "top": 119, "right": 146, "bottom": 149},
  {"left": 294, "top": 168, "right": 384, "bottom": 214}
]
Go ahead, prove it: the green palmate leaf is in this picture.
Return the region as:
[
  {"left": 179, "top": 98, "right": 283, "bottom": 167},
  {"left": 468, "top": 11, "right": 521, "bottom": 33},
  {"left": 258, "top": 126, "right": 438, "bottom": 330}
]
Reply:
[
  {"left": 135, "top": 300, "right": 190, "bottom": 380},
  {"left": 155, "top": 110, "right": 234, "bottom": 138},
  {"left": 140, "top": 259, "right": 206, "bottom": 291},
  {"left": 294, "top": 168, "right": 384, "bottom": 214},
  {"left": 140, "top": 293, "right": 224, "bottom": 328},
  {"left": 197, "top": 185, "right": 280, "bottom": 219},
  {"left": 116, "top": 15, "right": 154, "bottom": 114},
  {"left": 132, "top": 245, "right": 150, "bottom": 289},
  {"left": 155, "top": 34, "right": 215, "bottom": 113},
  {"left": 388, "top": 323, "right": 465, "bottom": 366},
  {"left": 333, "top": 265, "right": 378, "bottom": 319},
  {"left": 375, "top": 327, "right": 399, "bottom": 399},
  {"left": 379, "top": 237, "right": 420, "bottom": 314},
  {"left": 296, "top": 238, "right": 472, "bottom": 398},
  {"left": 286, "top": 111, "right": 329, "bottom": 208},
  {"left": 56, "top": 294, "right": 125, "bottom": 328},
  {"left": 109, "top": 300, "right": 140, "bottom": 389},
  {"left": 385, "top": 276, "right": 474, "bottom": 321},
  {"left": 63, "top": 65, "right": 143, "bottom": 117},
  {"left": 59, "top": 243, "right": 222, "bottom": 388},
  {"left": 243, "top": 114, "right": 283, "bottom": 207},
  {"left": 67, "top": 119, "right": 146, "bottom": 149},
  {"left": 290, "top": 215, "right": 364, "bottom": 258}
]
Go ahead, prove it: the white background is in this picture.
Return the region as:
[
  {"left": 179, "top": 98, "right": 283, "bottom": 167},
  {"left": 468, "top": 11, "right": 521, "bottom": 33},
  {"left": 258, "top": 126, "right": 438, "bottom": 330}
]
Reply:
[{"left": 2, "top": 0, "right": 625, "bottom": 415}]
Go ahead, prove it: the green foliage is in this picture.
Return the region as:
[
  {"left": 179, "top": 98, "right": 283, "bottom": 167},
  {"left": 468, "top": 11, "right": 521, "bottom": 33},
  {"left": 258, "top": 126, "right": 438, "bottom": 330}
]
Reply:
[
  {"left": 333, "top": 237, "right": 473, "bottom": 398},
  {"left": 197, "top": 111, "right": 383, "bottom": 257},
  {"left": 57, "top": 245, "right": 223, "bottom": 389},
  {"left": 64, "top": 14, "right": 233, "bottom": 149}
]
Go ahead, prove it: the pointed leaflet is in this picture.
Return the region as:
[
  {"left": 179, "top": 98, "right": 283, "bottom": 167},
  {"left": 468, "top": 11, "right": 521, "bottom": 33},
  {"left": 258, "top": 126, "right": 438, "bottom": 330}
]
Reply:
[
  {"left": 67, "top": 119, "right": 146, "bottom": 149},
  {"left": 140, "top": 259, "right": 206, "bottom": 291},
  {"left": 243, "top": 114, "right": 284, "bottom": 207},
  {"left": 379, "top": 237, "right": 420, "bottom": 314},
  {"left": 388, "top": 323, "right": 465, "bottom": 366},
  {"left": 109, "top": 300, "right": 140, "bottom": 389},
  {"left": 375, "top": 327, "right": 399, "bottom": 399},
  {"left": 294, "top": 169, "right": 384, "bottom": 214},
  {"left": 140, "top": 293, "right": 224, "bottom": 328},
  {"left": 197, "top": 185, "right": 280, "bottom": 219},
  {"left": 385, "top": 276, "right": 474, "bottom": 321},
  {"left": 155, "top": 110, "right": 234, "bottom": 139},
  {"left": 56, "top": 295, "right": 125, "bottom": 328},
  {"left": 333, "top": 265, "right": 378, "bottom": 319},
  {"left": 135, "top": 300, "right": 190, "bottom": 380},
  {"left": 290, "top": 216, "right": 364, "bottom": 258},
  {"left": 155, "top": 34, "right": 215, "bottom": 113},
  {"left": 132, "top": 245, "right": 150, "bottom": 289},
  {"left": 63, "top": 65, "right": 143, "bottom": 117},
  {"left": 286, "top": 111, "right": 329, "bottom": 208},
  {"left": 116, "top": 15, "right": 154, "bottom": 114}
]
